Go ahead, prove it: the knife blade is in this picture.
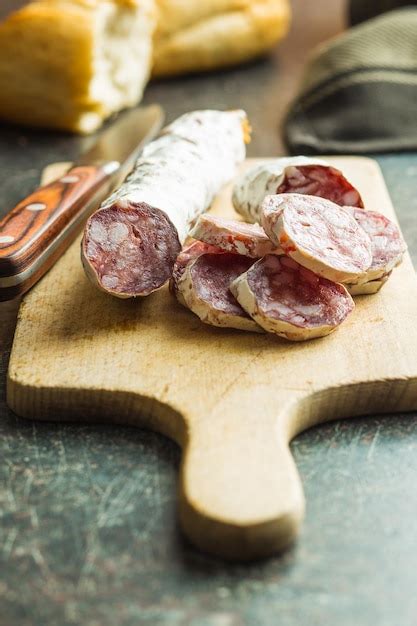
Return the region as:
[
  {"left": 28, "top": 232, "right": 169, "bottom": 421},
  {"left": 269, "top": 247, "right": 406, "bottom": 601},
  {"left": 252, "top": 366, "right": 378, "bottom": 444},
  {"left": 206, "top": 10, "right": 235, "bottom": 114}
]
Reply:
[{"left": 0, "top": 105, "right": 164, "bottom": 301}]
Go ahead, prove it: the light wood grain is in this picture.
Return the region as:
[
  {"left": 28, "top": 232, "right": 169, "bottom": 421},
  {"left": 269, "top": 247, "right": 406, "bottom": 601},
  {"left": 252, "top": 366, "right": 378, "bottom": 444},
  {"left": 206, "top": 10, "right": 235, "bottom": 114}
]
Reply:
[{"left": 7, "top": 157, "right": 417, "bottom": 560}]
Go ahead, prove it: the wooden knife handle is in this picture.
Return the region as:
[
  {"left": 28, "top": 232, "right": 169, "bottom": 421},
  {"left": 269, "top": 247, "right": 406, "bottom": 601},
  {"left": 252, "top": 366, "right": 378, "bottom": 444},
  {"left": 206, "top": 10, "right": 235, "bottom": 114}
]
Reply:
[{"left": 0, "top": 161, "right": 118, "bottom": 300}]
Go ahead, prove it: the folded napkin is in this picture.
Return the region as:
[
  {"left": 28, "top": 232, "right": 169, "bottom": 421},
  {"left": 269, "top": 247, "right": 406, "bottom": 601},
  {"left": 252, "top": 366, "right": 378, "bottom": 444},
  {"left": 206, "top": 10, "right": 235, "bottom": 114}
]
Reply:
[{"left": 284, "top": 8, "right": 417, "bottom": 154}]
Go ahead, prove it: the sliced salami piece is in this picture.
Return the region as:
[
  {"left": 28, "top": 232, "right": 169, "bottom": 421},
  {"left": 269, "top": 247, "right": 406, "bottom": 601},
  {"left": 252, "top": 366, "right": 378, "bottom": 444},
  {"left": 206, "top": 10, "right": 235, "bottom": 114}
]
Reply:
[
  {"left": 177, "top": 253, "right": 263, "bottom": 332},
  {"left": 230, "top": 255, "right": 355, "bottom": 341},
  {"left": 343, "top": 206, "right": 407, "bottom": 285},
  {"left": 261, "top": 194, "right": 372, "bottom": 283},
  {"left": 346, "top": 272, "right": 391, "bottom": 296},
  {"left": 232, "top": 156, "right": 364, "bottom": 223},
  {"left": 190, "top": 214, "right": 282, "bottom": 257},
  {"left": 82, "top": 109, "right": 248, "bottom": 298},
  {"left": 170, "top": 240, "right": 223, "bottom": 306}
]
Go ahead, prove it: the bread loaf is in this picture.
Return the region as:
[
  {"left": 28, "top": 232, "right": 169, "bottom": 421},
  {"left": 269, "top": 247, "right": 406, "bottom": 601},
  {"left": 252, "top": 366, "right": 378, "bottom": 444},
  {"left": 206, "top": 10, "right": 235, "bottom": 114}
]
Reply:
[
  {"left": 153, "top": 0, "right": 291, "bottom": 77},
  {"left": 0, "top": 0, "right": 290, "bottom": 133},
  {"left": 0, "top": 0, "right": 156, "bottom": 133}
]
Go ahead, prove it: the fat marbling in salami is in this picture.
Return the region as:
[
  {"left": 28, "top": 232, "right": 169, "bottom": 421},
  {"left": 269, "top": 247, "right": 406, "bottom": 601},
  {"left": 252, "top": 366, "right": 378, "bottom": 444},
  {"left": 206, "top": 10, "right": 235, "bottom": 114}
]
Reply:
[{"left": 230, "top": 255, "right": 355, "bottom": 341}]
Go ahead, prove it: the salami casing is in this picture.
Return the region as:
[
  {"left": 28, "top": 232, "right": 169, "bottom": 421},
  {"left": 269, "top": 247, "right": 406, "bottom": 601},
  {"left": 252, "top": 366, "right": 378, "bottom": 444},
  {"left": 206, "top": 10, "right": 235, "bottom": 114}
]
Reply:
[
  {"left": 82, "top": 109, "right": 248, "bottom": 298},
  {"left": 343, "top": 206, "right": 406, "bottom": 286},
  {"left": 232, "top": 156, "right": 364, "bottom": 223},
  {"left": 177, "top": 253, "right": 262, "bottom": 332},
  {"left": 230, "top": 255, "right": 355, "bottom": 341},
  {"left": 261, "top": 194, "right": 372, "bottom": 283},
  {"left": 346, "top": 273, "right": 391, "bottom": 296},
  {"left": 190, "top": 214, "right": 282, "bottom": 257}
]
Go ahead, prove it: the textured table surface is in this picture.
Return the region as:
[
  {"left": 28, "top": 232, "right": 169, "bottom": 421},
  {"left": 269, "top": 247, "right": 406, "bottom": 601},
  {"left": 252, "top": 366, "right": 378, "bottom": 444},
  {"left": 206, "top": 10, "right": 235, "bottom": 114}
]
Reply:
[{"left": 1, "top": 2, "right": 417, "bottom": 624}]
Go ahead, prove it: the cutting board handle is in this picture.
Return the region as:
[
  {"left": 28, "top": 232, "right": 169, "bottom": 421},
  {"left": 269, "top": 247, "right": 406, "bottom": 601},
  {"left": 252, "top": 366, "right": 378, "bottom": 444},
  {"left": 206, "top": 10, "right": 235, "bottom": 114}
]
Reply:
[{"left": 178, "top": 387, "right": 306, "bottom": 560}]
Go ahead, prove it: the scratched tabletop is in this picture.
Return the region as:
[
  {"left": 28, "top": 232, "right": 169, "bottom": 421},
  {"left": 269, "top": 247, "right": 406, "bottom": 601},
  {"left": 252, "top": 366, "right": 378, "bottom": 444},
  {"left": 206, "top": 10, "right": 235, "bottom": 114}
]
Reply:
[{"left": 1, "top": 2, "right": 417, "bottom": 625}]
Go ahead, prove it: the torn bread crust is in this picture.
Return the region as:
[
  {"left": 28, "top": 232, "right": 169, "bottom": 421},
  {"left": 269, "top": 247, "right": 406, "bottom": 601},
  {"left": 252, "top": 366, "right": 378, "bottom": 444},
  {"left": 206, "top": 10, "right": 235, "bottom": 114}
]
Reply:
[
  {"left": 82, "top": 110, "right": 248, "bottom": 297},
  {"left": 230, "top": 255, "right": 355, "bottom": 341},
  {"left": 190, "top": 214, "right": 282, "bottom": 257},
  {"left": 232, "top": 156, "right": 363, "bottom": 223},
  {"left": 177, "top": 253, "right": 263, "bottom": 332},
  {"left": 261, "top": 194, "right": 372, "bottom": 284}
]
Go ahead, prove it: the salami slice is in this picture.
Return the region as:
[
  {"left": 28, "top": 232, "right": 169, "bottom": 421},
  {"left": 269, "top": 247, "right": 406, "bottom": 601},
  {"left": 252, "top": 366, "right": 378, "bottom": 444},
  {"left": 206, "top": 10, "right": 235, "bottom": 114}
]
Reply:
[
  {"left": 261, "top": 194, "right": 372, "bottom": 283},
  {"left": 230, "top": 255, "right": 355, "bottom": 341},
  {"left": 232, "top": 156, "right": 364, "bottom": 223},
  {"left": 82, "top": 109, "right": 248, "bottom": 298},
  {"left": 177, "top": 253, "right": 263, "bottom": 332},
  {"left": 170, "top": 240, "right": 223, "bottom": 306},
  {"left": 190, "top": 214, "right": 282, "bottom": 257},
  {"left": 343, "top": 206, "right": 406, "bottom": 285}
]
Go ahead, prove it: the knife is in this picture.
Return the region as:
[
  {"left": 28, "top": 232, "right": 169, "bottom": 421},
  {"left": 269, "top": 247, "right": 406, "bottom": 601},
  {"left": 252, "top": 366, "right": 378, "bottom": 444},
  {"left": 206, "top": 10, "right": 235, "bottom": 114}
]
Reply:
[{"left": 0, "top": 105, "right": 164, "bottom": 301}]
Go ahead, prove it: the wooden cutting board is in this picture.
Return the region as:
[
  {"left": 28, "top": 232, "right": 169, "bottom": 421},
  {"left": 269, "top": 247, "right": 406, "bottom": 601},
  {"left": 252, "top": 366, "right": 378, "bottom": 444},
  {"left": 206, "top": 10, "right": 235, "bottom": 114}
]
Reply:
[{"left": 7, "top": 157, "right": 417, "bottom": 560}]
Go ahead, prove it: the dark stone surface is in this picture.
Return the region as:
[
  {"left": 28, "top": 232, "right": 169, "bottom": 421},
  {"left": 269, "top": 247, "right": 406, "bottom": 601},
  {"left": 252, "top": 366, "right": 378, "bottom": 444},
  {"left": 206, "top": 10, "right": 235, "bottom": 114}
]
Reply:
[{"left": 1, "top": 17, "right": 417, "bottom": 625}]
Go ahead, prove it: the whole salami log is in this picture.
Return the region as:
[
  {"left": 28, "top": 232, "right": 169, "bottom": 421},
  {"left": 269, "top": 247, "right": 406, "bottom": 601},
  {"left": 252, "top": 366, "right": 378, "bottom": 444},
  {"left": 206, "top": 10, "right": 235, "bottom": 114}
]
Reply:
[
  {"left": 261, "top": 194, "right": 372, "bottom": 283},
  {"left": 230, "top": 255, "right": 355, "bottom": 341},
  {"left": 190, "top": 214, "right": 282, "bottom": 257},
  {"left": 177, "top": 253, "right": 262, "bottom": 332},
  {"left": 82, "top": 110, "right": 248, "bottom": 298},
  {"left": 232, "top": 156, "right": 364, "bottom": 223},
  {"left": 342, "top": 206, "right": 407, "bottom": 293}
]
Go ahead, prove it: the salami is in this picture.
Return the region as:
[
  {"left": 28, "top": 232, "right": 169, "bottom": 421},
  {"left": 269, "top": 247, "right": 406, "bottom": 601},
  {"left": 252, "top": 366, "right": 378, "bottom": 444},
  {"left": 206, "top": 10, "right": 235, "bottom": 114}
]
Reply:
[
  {"left": 261, "top": 194, "right": 372, "bottom": 283},
  {"left": 82, "top": 109, "right": 248, "bottom": 298},
  {"left": 346, "top": 272, "right": 391, "bottom": 296},
  {"left": 170, "top": 240, "right": 223, "bottom": 306},
  {"left": 343, "top": 206, "right": 406, "bottom": 286},
  {"left": 230, "top": 255, "right": 355, "bottom": 341},
  {"left": 190, "top": 214, "right": 282, "bottom": 257},
  {"left": 177, "top": 253, "right": 262, "bottom": 332},
  {"left": 232, "top": 156, "right": 364, "bottom": 223}
]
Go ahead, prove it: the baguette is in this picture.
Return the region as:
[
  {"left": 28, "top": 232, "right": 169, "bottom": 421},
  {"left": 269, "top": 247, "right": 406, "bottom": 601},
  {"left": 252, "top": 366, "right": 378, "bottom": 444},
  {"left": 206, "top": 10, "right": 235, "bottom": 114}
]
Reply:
[
  {"left": 153, "top": 0, "right": 291, "bottom": 76},
  {"left": 0, "top": 0, "right": 155, "bottom": 133}
]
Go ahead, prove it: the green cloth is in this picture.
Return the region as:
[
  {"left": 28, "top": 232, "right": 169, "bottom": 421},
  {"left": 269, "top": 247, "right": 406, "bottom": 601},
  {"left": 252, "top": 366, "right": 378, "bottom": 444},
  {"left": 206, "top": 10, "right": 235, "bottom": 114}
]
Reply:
[
  {"left": 284, "top": 8, "right": 417, "bottom": 155},
  {"left": 349, "top": 0, "right": 417, "bottom": 25}
]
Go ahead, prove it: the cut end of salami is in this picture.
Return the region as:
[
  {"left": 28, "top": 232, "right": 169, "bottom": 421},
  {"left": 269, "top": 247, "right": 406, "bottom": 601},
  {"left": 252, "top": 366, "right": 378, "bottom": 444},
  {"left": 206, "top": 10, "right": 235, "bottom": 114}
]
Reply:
[
  {"left": 343, "top": 206, "right": 407, "bottom": 283},
  {"left": 261, "top": 194, "right": 373, "bottom": 283},
  {"left": 190, "top": 214, "right": 282, "bottom": 258},
  {"left": 232, "top": 157, "right": 363, "bottom": 223},
  {"left": 82, "top": 203, "right": 181, "bottom": 298},
  {"left": 177, "top": 252, "right": 263, "bottom": 332},
  {"left": 276, "top": 164, "right": 364, "bottom": 208},
  {"left": 231, "top": 255, "right": 355, "bottom": 341}
]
